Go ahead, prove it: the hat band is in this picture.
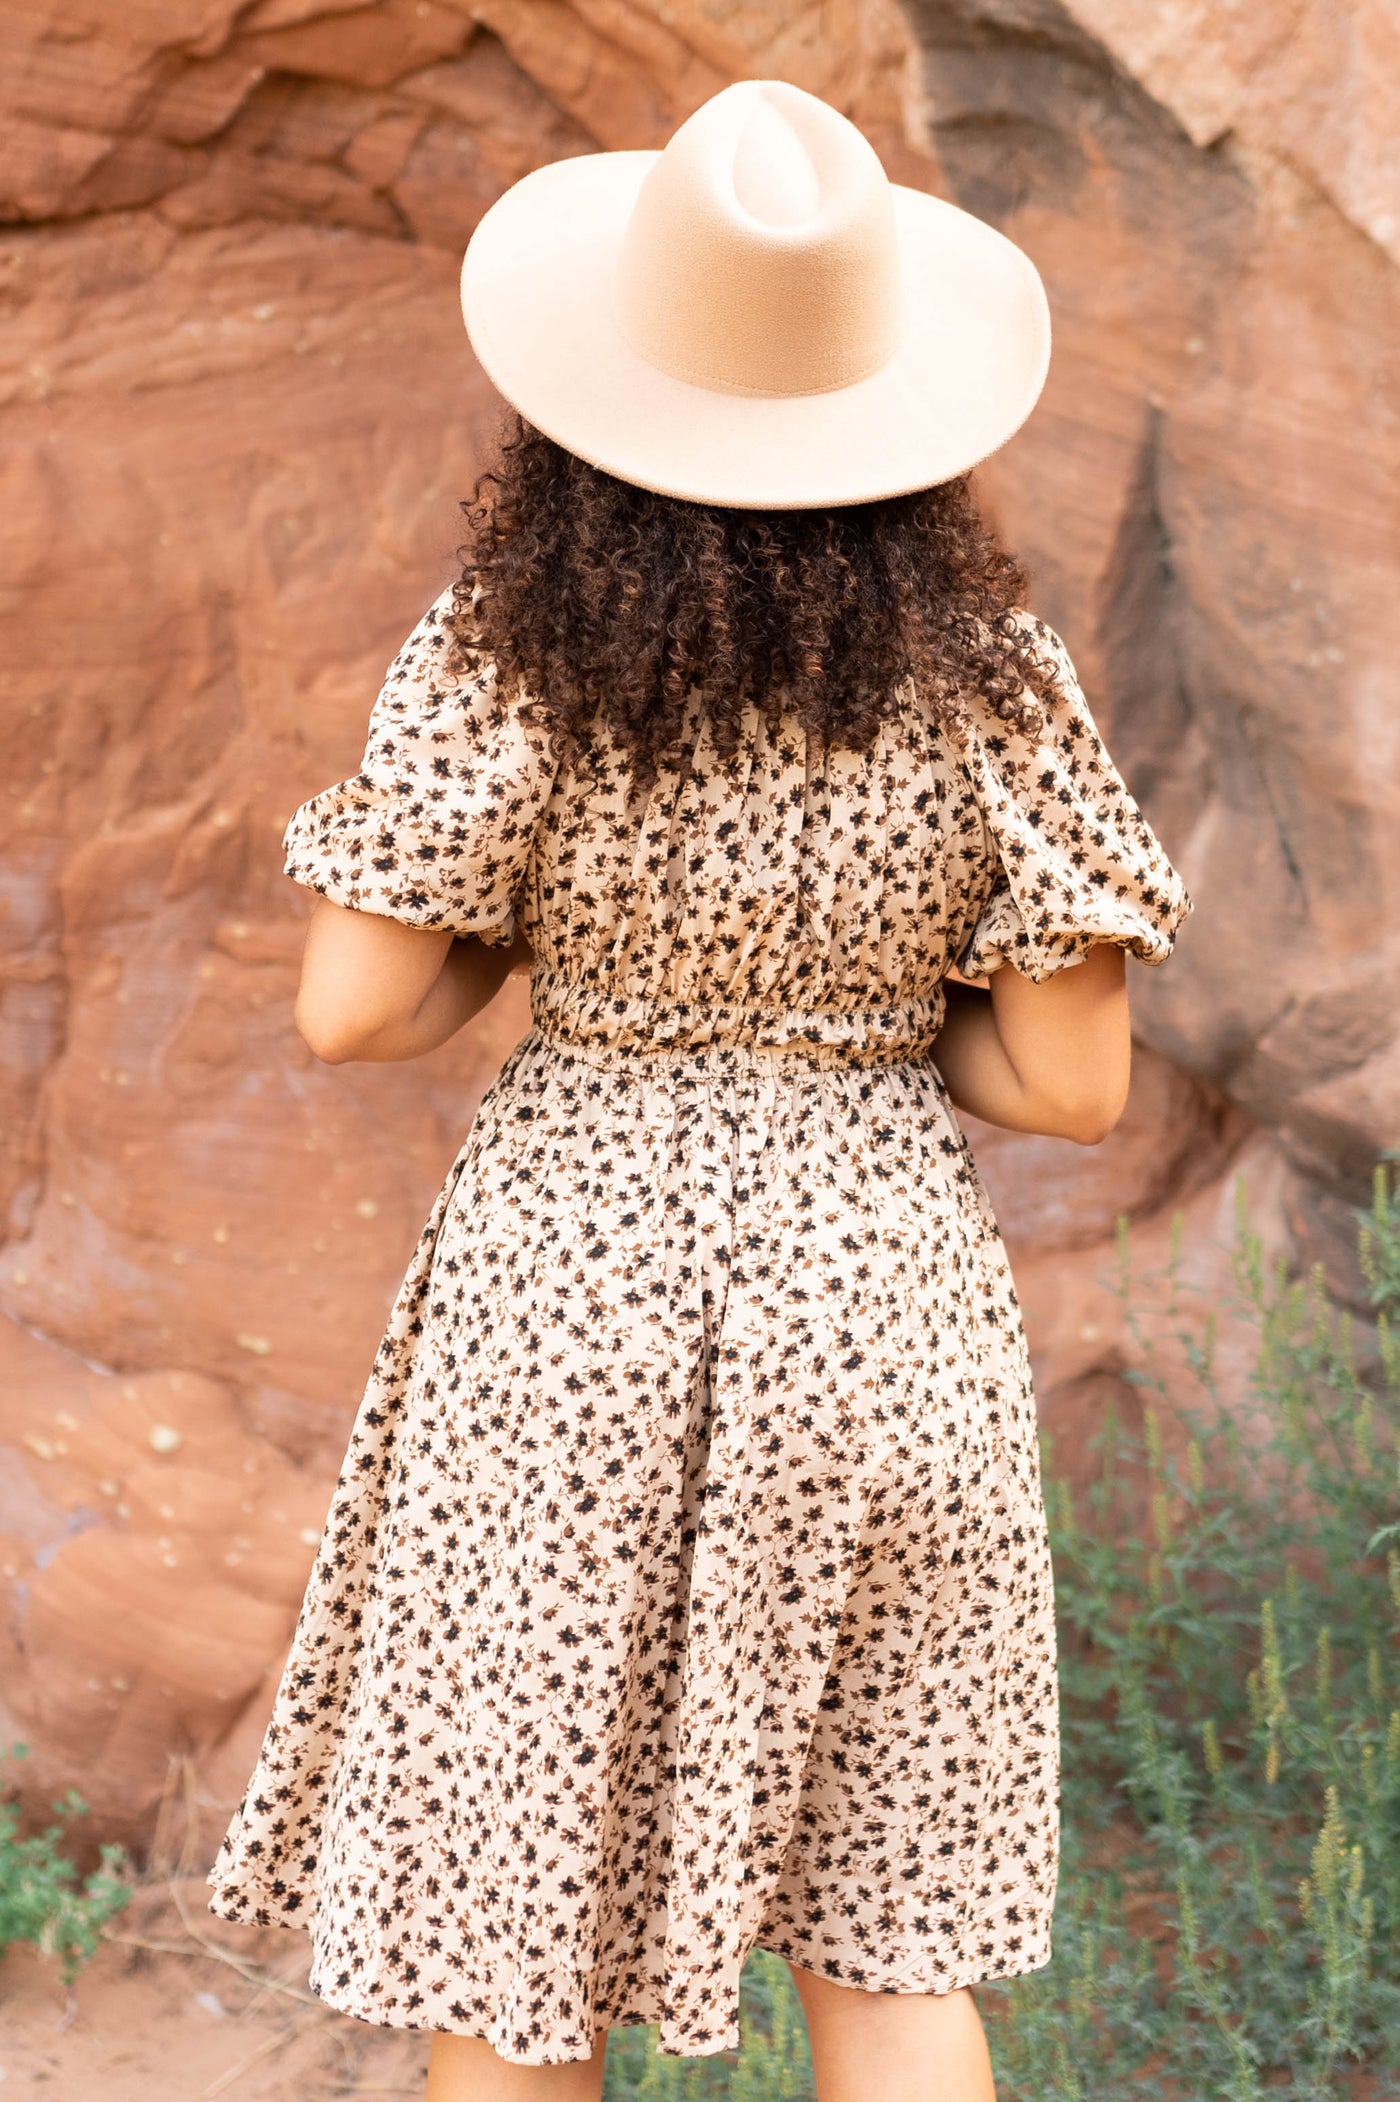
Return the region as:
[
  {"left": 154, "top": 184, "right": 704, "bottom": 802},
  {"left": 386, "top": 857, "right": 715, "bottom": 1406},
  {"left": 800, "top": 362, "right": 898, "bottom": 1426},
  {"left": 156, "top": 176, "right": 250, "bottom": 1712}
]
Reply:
[{"left": 612, "top": 276, "right": 904, "bottom": 400}]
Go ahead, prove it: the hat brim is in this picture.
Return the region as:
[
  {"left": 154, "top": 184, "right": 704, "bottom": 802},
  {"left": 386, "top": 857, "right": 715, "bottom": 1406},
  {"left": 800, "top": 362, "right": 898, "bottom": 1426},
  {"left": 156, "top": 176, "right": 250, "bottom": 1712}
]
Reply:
[{"left": 460, "top": 151, "right": 1051, "bottom": 510}]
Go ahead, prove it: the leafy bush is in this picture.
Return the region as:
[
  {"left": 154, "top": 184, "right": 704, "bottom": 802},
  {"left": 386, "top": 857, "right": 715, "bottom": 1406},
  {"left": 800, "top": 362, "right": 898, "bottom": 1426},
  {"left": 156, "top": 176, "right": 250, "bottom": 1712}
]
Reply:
[
  {"left": 0, "top": 1743, "right": 133, "bottom": 1983},
  {"left": 981, "top": 1155, "right": 1400, "bottom": 2101},
  {"left": 604, "top": 1947, "right": 815, "bottom": 2100},
  {"left": 602, "top": 1156, "right": 1400, "bottom": 2099}
]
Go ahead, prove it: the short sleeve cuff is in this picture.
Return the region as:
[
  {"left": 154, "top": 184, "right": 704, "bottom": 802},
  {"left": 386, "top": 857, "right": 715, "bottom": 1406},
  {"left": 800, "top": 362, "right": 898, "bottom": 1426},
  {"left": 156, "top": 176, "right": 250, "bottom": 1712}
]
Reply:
[
  {"left": 957, "top": 876, "right": 1193, "bottom": 984},
  {"left": 280, "top": 791, "right": 519, "bottom": 946}
]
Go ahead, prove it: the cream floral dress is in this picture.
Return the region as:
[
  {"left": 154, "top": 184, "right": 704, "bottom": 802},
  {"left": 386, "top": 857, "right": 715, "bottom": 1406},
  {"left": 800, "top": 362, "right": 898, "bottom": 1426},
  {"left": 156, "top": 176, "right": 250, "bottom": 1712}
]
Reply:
[{"left": 206, "top": 584, "right": 1192, "bottom": 2065}]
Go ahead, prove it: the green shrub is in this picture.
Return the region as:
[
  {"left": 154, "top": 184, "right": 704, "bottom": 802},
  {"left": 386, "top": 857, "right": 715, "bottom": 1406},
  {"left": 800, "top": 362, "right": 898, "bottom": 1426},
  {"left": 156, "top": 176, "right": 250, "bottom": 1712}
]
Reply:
[
  {"left": 981, "top": 1154, "right": 1400, "bottom": 2101},
  {"left": 602, "top": 1154, "right": 1400, "bottom": 2099},
  {"left": 0, "top": 1743, "right": 133, "bottom": 1983},
  {"left": 603, "top": 1947, "right": 815, "bottom": 2100}
]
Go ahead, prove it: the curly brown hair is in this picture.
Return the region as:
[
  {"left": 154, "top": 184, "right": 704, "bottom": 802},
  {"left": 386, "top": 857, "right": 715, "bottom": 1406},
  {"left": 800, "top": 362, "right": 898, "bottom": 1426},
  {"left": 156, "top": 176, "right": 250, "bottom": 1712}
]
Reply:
[{"left": 445, "top": 415, "right": 1058, "bottom": 796}]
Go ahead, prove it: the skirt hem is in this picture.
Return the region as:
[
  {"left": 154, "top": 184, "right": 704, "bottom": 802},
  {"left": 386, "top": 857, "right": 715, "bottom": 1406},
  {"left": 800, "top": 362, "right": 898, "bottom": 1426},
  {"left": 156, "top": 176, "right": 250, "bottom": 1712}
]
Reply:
[{"left": 205, "top": 1873, "right": 1054, "bottom": 2062}]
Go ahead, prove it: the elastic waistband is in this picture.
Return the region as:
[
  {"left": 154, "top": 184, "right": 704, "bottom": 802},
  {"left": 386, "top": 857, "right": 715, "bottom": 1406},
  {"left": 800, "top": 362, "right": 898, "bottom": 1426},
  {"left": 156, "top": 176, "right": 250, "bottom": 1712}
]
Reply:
[{"left": 525, "top": 961, "right": 946, "bottom": 1068}]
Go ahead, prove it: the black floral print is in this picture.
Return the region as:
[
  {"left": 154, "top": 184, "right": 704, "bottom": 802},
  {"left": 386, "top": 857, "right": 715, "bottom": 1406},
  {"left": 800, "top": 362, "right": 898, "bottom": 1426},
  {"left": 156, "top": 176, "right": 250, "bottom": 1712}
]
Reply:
[{"left": 206, "top": 586, "right": 1192, "bottom": 2065}]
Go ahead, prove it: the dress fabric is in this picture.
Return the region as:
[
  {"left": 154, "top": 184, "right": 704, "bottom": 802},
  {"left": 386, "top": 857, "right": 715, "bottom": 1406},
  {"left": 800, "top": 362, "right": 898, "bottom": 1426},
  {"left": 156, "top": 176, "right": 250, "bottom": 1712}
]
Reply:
[{"left": 206, "top": 585, "right": 1192, "bottom": 2065}]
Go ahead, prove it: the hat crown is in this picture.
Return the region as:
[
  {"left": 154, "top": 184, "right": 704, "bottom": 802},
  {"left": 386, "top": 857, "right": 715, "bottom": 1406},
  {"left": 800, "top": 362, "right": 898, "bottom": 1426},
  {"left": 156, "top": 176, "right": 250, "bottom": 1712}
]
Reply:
[{"left": 615, "top": 80, "right": 905, "bottom": 398}]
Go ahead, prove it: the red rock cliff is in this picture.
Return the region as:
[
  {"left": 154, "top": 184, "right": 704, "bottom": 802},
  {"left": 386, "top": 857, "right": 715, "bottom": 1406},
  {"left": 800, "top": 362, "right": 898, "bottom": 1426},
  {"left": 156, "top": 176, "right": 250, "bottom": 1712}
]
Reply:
[{"left": 0, "top": 0, "right": 1394, "bottom": 1855}]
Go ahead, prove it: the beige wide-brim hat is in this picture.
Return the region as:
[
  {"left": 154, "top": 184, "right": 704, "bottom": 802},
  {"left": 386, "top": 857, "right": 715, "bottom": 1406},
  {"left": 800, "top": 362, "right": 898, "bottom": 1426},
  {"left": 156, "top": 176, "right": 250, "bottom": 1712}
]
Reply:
[{"left": 460, "top": 79, "right": 1051, "bottom": 511}]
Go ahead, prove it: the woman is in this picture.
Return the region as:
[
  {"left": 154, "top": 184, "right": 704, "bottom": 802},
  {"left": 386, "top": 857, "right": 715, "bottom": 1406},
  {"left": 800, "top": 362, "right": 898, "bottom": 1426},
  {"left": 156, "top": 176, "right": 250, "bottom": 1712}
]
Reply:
[{"left": 207, "top": 79, "right": 1191, "bottom": 2102}]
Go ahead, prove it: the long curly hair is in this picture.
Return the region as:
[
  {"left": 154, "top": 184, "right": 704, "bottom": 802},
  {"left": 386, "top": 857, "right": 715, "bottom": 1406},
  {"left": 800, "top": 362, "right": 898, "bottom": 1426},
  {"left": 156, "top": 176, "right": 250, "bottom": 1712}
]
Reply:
[{"left": 445, "top": 415, "right": 1058, "bottom": 796}]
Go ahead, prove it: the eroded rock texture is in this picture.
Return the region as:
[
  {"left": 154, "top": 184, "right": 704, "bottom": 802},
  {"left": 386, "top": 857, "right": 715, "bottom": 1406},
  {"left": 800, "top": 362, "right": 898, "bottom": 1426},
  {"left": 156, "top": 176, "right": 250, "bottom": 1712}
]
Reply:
[{"left": 1, "top": 0, "right": 1395, "bottom": 1856}]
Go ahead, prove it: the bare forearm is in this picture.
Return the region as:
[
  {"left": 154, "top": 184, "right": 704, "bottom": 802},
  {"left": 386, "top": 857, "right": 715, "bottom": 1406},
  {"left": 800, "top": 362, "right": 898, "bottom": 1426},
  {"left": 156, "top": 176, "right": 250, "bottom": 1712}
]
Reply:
[
  {"left": 330, "top": 933, "right": 528, "bottom": 1063},
  {"left": 931, "top": 981, "right": 1055, "bottom": 1133},
  {"left": 932, "top": 942, "right": 1132, "bottom": 1144},
  {"left": 344, "top": 944, "right": 492, "bottom": 1061}
]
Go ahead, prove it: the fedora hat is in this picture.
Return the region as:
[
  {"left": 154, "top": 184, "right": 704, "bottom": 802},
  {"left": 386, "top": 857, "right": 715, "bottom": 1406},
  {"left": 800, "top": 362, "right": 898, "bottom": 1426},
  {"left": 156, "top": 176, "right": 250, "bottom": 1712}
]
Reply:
[{"left": 460, "top": 79, "right": 1051, "bottom": 510}]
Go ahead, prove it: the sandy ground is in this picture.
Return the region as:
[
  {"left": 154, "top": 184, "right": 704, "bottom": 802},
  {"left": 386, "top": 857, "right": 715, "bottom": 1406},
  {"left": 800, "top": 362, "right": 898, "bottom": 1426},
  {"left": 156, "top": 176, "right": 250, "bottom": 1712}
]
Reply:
[{"left": 0, "top": 1872, "right": 433, "bottom": 2102}]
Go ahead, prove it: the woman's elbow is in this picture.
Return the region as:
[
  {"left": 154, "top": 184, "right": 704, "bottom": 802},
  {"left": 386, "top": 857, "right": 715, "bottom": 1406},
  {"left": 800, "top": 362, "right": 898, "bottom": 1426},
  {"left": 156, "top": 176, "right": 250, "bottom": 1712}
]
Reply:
[
  {"left": 294, "top": 997, "right": 372, "bottom": 1065},
  {"left": 1062, "top": 1101, "right": 1123, "bottom": 1147},
  {"left": 296, "top": 1021, "right": 357, "bottom": 1065},
  {"left": 1056, "top": 1070, "right": 1131, "bottom": 1145}
]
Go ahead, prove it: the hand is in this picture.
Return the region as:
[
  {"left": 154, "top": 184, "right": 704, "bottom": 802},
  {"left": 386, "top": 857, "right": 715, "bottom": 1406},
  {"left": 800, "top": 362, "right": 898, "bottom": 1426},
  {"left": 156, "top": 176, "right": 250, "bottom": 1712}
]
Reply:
[{"left": 500, "top": 926, "right": 535, "bottom": 980}]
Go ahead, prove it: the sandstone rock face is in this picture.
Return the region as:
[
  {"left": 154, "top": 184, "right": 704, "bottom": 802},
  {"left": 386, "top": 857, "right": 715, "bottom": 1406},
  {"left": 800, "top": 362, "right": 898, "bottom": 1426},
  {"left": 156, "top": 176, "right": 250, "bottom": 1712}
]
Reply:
[
  {"left": 908, "top": 0, "right": 1400, "bottom": 1284},
  {"left": 1, "top": 0, "right": 1394, "bottom": 1860}
]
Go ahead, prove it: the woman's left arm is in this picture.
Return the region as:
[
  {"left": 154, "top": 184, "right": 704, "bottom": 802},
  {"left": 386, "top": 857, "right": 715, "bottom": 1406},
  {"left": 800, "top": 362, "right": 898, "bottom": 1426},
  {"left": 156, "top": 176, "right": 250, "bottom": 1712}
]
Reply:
[{"left": 293, "top": 898, "right": 532, "bottom": 1064}]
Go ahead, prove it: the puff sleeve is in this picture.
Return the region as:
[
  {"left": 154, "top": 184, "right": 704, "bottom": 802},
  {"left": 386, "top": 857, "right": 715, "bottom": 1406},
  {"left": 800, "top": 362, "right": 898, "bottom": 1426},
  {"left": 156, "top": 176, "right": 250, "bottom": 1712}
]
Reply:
[
  {"left": 951, "top": 615, "right": 1193, "bottom": 983},
  {"left": 282, "top": 586, "right": 559, "bottom": 947}
]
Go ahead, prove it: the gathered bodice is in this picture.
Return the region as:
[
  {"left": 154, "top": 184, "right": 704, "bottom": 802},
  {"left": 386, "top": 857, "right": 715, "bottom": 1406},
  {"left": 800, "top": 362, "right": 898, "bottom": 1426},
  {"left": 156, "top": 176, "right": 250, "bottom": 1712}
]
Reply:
[
  {"left": 510, "top": 677, "right": 992, "bottom": 1062},
  {"left": 281, "top": 586, "right": 1193, "bottom": 1063}
]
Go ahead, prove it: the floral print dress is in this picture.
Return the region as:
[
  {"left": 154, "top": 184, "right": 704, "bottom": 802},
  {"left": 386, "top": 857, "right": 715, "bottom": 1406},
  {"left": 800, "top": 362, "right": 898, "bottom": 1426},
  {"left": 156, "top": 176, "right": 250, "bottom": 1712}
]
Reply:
[{"left": 206, "top": 584, "right": 1192, "bottom": 2066}]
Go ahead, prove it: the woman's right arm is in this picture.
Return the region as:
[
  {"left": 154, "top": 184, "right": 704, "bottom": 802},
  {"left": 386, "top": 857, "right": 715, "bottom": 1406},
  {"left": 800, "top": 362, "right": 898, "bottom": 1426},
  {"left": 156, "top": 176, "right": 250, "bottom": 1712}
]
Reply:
[
  {"left": 932, "top": 943, "right": 1131, "bottom": 1145},
  {"left": 293, "top": 898, "right": 533, "bottom": 1064}
]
